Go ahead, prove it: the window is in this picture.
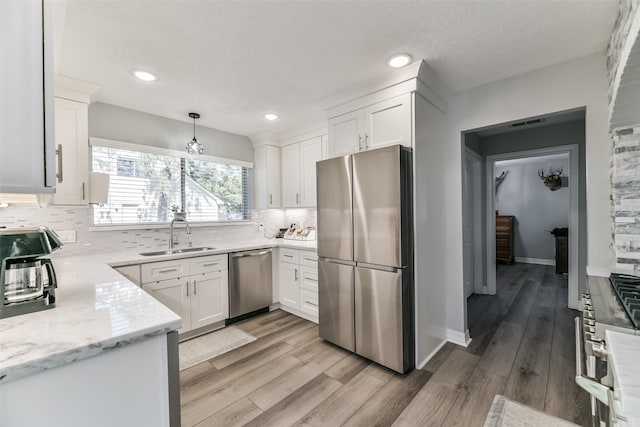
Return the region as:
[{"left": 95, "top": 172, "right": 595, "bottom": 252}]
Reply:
[{"left": 91, "top": 142, "right": 252, "bottom": 225}]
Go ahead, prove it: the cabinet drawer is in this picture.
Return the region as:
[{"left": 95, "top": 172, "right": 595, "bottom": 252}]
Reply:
[
  {"left": 300, "top": 266, "right": 318, "bottom": 292},
  {"left": 190, "top": 254, "right": 227, "bottom": 275},
  {"left": 299, "top": 251, "right": 318, "bottom": 267},
  {"left": 300, "top": 288, "right": 318, "bottom": 317},
  {"left": 280, "top": 248, "right": 300, "bottom": 264},
  {"left": 141, "top": 259, "right": 189, "bottom": 283}
]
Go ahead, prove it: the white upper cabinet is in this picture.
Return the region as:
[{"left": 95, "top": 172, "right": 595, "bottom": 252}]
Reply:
[
  {"left": 52, "top": 98, "right": 89, "bottom": 205},
  {"left": 281, "top": 143, "right": 301, "bottom": 207},
  {"left": 281, "top": 136, "right": 323, "bottom": 208},
  {"left": 364, "top": 94, "right": 412, "bottom": 151},
  {"left": 327, "top": 93, "right": 412, "bottom": 158},
  {"left": 0, "top": 0, "right": 55, "bottom": 194},
  {"left": 254, "top": 145, "right": 281, "bottom": 209},
  {"left": 300, "top": 137, "right": 322, "bottom": 207},
  {"left": 328, "top": 110, "right": 363, "bottom": 157}
]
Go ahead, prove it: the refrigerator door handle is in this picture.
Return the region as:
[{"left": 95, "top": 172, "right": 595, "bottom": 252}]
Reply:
[
  {"left": 356, "top": 262, "right": 400, "bottom": 273},
  {"left": 318, "top": 256, "right": 356, "bottom": 267}
]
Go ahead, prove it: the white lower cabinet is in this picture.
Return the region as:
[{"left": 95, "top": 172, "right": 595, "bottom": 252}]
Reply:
[
  {"left": 279, "top": 261, "right": 300, "bottom": 309},
  {"left": 190, "top": 270, "right": 228, "bottom": 329},
  {"left": 141, "top": 254, "right": 228, "bottom": 334},
  {"left": 277, "top": 248, "right": 318, "bottom": 322},
  {"left": 145, "top": 278, "right": 191, "bottom": 332}
]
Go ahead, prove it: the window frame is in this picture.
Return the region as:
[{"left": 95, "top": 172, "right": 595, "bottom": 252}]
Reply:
[{"left": 89, "top": 137, "right": 254, "bottom": 228}]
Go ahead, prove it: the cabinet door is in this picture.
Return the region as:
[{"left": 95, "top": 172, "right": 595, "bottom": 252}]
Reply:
[
  {"left": 300, "top": 137, "right": 322, "bottom": 207},
  {"left": 190, "top": 271, "right": 229, "bottom": 329},
  {"left": 266, "top": 145, "right": 281, "bottom": 208},
  {"left": 279, "top": 261, "right": 299, "bottom": 309},
  {"left": 253, "top": 145, "right": 280, "bottom": 209},
  {"left": 281, "top": 143, "right": 301, "bottom": 207},
  {"left": 0, "top": 0, "right": 55, "bottom": 193},
  {"left": 144, "top": 278, "right": 191, "bottom": 332},
  {"left": 53, "top": 98, "right": 89, "bottom": 205},
  {"left": 328, "top": 109, "right": 364, "bottom": 158},
  {"left": 363, "top": 93, "right": 412, "bottom": 150}
]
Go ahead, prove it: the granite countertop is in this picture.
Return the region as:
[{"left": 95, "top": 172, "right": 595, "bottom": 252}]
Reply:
[
  {"left": 605, "top": 330, "right": 640, "bottom": 423},
  {"left": 0, "top": 238, "right": 317, "bottom": 384}
]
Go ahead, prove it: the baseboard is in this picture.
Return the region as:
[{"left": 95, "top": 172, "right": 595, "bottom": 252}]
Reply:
[
  {"left": 514, "top": 257, "right": 555, "bottom": 266},
  {"left": 416, "top": 339, "right": 448, "bottom": 370},
  {"left": 279, "top": 304, "right": 318, "bottom": 324},
  {"left": 586, "top": 266, "right": 611, "bottom": 277},
  {"left": 447, "top": 328, "right": 471, "bottom": 347}
]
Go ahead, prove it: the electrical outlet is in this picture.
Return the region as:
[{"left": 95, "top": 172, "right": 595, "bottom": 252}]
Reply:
[{"left": 258, "top": 223, "right": 265, "bottom": 231}]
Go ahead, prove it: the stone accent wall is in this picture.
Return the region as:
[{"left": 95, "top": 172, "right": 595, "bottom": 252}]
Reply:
[
  {"left": 612, "top": 127, "right": 640, "bottom": 271},
  {"left": 606, "top": 0, "right": 640, "bottom": 104}
]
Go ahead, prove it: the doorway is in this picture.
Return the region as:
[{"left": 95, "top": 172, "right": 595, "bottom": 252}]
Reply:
[{"left": 461, "top": 109, "right": 586, "bottom": 338}]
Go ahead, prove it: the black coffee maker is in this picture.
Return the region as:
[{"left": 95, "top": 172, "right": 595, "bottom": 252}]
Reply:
[{"left": 0, "top": 227, "right": 62, "bottom": 319}]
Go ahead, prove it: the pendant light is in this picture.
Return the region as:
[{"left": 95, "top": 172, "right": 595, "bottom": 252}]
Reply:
[{"left": 185, "top": 112, "right": 203, "bottom": 155}]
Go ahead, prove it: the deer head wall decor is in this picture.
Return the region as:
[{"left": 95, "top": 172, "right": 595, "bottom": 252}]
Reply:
[{"left": 538, "top": 166, "right": 563, "bottom": 191}]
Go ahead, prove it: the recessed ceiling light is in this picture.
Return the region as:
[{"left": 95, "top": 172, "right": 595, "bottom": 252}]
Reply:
[
  {"left": 133, "top": 70, "right": 157, "bottom": 82},
  {"left": 388, "top": 54, "right": 412, "bottom": 68},
  {"left": 264, "top": 113, "right": 278, "bottom": 121}
]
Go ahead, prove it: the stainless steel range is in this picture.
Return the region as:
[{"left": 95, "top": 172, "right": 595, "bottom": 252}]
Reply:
[{"left": 577, "top": 274, "right": 640, "bottom": 426}]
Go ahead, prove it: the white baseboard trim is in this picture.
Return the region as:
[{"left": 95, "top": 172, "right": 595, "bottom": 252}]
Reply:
[
  {"left": 514, "top": 257, "right": 555, "bottom": 266},
  {"left": 416, "top": 339, "right": 448, "bottom": 370},
  {"left": 278, "top": 304, "right": 318, "bottom": 324},
  {"left": 586, "top": 266, "right": 611, "bottom": 277},
  {"left": 447, "top": 328, "right": 472, "bottom": 347}
]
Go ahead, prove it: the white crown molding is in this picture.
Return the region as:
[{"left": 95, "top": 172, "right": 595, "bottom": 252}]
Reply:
[
  {"left": 279, "top": 121, "right": 328, "bottom": 147},
  {"left": 250, "top": 131, "right": 279, "bottom": 148},
  {"left": 55, "top": 75, "right": 100, "bottom": 104}
]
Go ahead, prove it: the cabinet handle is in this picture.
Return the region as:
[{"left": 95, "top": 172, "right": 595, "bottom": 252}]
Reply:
[
  {"left": 295, "top": 268, "right": 299, "bottom": 281},
  {"left": 305, "top": 300, "right": 318, "bottom": 307},
  {"left": 56, "top": 144, "right": 63, "bottom": 183},
  {"left": 193, "top": 279, "right": 197, "bottom": 295},
  {"left": 269, "top": 194, "right": 273, "bottom": 205},
  {"left": 358, "top": 135, "right": 363, "bottom": 151},
  {"left": 365, "top": 133, "right": 369, "bottom": 149},
  {"left": 296, "top": 193, "right": 300, "bottom": 204},
  {"left": 82, "top": 182, "right": 86, "bottom": 200},
  {"left": 186, "top": 281, "right": 189, "bottom": 297},
  {"left": 303, "top": 257, "right": 316, "bottom": 262},
  {"left": 202, "top": 262, "right": 219, "bottom": 267},
  {"left": 158, "top": 268, "right": 178, "bottom": 274},
  {"left": 305, "top": 277, "right": 318, "bottom": 282}
]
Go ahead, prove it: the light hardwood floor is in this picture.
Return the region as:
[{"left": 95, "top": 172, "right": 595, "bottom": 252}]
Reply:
[{"left": 180, "top": 263, "right": 589, "bottom": 426}]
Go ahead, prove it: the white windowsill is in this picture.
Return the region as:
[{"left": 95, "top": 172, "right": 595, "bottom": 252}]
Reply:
[{"left": 88, "top": 221, "right": 254, "bottom": 232}]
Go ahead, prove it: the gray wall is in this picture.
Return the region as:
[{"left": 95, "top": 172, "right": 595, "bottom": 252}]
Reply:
[
  {"left": 88, "top": 102, "right": 254, "bottom": 162},
  {"left": 495, "top": 157, "right": 569, "bottom": 261}
]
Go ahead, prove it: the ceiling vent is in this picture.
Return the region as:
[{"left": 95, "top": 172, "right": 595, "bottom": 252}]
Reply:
[{"left": 510, "top": 118, "right": 545, "bottom": 128}]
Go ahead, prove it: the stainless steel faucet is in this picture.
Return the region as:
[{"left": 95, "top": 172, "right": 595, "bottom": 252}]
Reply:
[{"left": 169, "top": 212, "right": 191, "bottom": 249}]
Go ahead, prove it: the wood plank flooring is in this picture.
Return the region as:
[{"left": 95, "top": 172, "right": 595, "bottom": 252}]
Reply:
[{"left": 180, "top": 263, "right": 589, "bottom": 426}]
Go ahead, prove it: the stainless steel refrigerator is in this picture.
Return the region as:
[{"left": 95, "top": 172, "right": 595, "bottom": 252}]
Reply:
[{"left": 317, "top": 144, "right": 414, "bottom": 374}]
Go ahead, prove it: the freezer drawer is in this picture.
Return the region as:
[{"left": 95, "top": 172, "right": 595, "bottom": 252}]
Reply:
[
  {"left": 318, "top": 259, "right": 355, "bottom": 352},
  {"left": 355, "top": 266, "right": 413, "bottom": 373}
]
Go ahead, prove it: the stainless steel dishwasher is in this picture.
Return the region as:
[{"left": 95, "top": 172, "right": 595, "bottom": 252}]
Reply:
[{"left": 227, "top": 249, "right": 272, "bottom": 324}]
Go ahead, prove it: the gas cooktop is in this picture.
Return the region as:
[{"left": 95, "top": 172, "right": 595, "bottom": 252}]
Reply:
[{"left": 609, "top": 273, "right": 640, "bottom": 330}]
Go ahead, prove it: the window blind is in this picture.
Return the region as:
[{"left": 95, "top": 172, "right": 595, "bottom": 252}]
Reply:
[{"left": 91, "top": 145, "right": 252, "bottom": 225}]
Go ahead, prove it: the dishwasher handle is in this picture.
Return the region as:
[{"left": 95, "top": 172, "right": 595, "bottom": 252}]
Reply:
[{"left": 231, "top": 250, "right": 271, "bottom": 258}]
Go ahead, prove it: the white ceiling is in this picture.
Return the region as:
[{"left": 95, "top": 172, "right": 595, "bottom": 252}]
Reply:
[{"left": 58, "top": 0, "right": 618, "bottom": 139}]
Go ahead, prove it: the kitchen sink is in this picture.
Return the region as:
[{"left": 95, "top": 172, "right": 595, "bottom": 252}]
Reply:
[{"left": 139, "top": 247, "right": 217, "bottom": 256}]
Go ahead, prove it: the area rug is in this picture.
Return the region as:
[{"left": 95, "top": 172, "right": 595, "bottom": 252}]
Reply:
[
  {"left": 179, "top": 327, "right": 256, "bottom": 371},
  {"left": 483, "top": 395, "right": 579, "bottom": 427}
]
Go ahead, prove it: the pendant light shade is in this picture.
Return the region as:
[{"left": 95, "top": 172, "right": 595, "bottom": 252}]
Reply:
[{"left": 185, "top": 112, "right": 203, "bottom": 155}]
